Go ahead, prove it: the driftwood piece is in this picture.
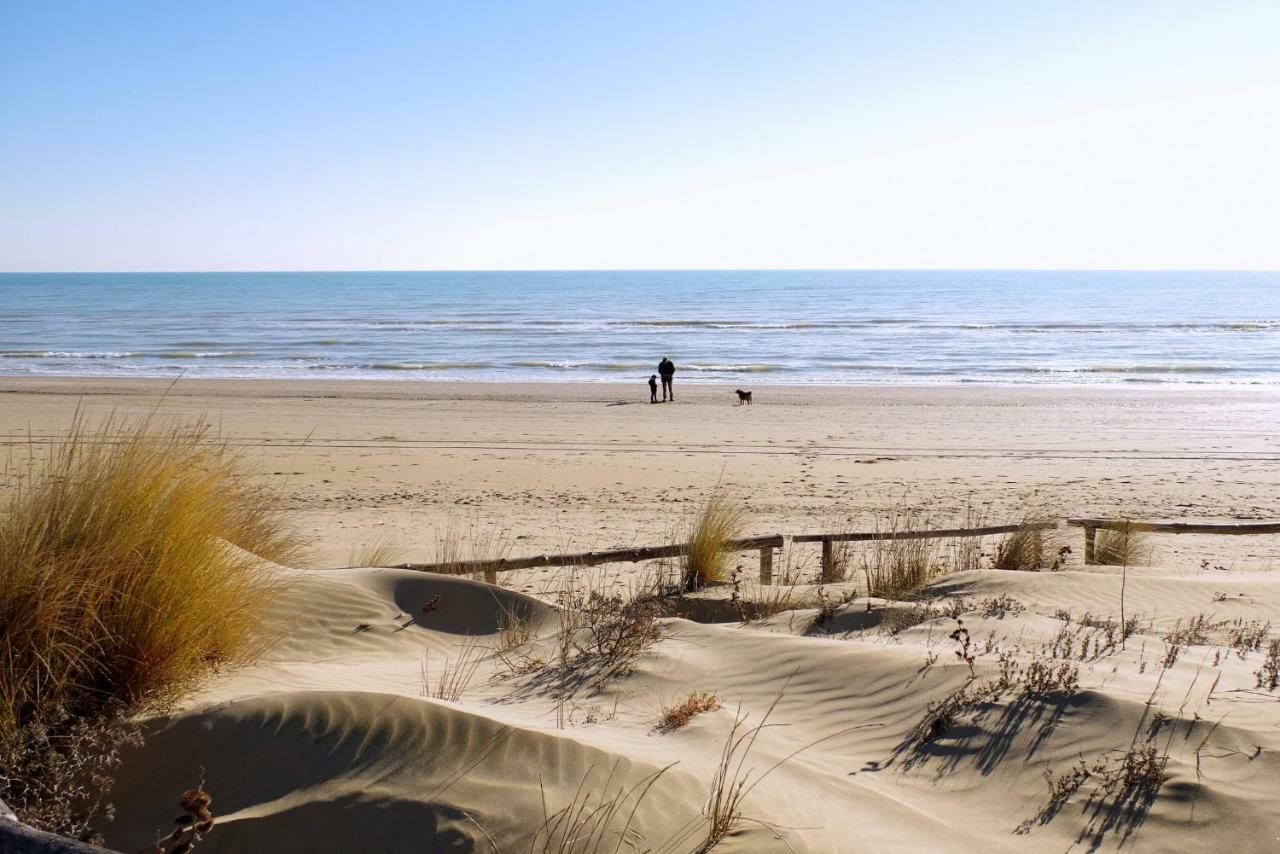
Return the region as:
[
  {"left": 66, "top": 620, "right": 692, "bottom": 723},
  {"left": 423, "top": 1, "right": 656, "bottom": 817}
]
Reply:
[{"left": 0, "top": 798, "right": 118, "bottom": 854}]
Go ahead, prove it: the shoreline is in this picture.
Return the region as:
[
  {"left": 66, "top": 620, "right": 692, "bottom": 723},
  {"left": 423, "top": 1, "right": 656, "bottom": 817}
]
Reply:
[{"left": 7, "top": 374, "right": 1280, "bottom": 400}]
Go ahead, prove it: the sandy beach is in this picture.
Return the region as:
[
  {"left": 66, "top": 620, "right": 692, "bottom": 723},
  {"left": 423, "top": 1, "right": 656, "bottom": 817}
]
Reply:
[
  {"left": 6, "top": 377, "right": 1280, "bottom": 852},
  {"left": 4, "top": 377, "right": 1280, "bottom": 570}
]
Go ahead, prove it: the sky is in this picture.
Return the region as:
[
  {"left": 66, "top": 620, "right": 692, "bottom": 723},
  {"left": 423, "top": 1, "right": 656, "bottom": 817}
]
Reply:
[{"left": 1, "top": 1, "right": 1278, "bottom": 271}]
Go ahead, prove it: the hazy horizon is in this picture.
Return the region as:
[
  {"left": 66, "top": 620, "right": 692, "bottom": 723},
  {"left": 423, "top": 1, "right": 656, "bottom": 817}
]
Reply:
[{"left": 6, "top": 266, "right": 1280, "bottom": 275}]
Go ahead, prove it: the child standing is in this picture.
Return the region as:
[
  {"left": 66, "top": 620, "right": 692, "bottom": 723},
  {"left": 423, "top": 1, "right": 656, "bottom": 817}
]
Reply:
[{"left": 648, "top": 374, "right": 659, "bottom": 403}]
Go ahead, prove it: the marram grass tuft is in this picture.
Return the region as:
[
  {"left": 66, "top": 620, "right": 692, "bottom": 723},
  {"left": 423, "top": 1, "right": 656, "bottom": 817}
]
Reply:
[{"left": 0, "top": 413, "right": 300, "bottom": 736}]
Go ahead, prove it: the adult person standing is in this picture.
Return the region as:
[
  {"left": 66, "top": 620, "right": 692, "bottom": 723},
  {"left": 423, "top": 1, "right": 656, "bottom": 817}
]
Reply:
[{"left": 658, "top": 357, "right": 675, "bottom": 401}]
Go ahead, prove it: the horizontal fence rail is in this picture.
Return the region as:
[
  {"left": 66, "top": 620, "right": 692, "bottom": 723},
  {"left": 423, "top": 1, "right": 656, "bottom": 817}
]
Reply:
[
  {"left": 395, "top": 535, "right": 785, "bottom": 583},
  {"left": 1067, "top": 518, "right": 1280, "bottom": 564},
  {"left": 1067, "top": 519, "right": 1280, "bottom": 535},
  {"left": 792, "top": 521, "right": 1058, "bottom": 544},
  {"left": 384, "top": 518, "right": 1280, "bottom": 582}
]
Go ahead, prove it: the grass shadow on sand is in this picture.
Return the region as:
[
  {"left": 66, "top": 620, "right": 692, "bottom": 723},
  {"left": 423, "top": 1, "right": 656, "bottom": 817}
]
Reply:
[
  {"left": 884, "top": 682, "right": 1163, "bottom": 850},
  {"left": 889, "top": 688, "right": 1079, "bottom": 777}
]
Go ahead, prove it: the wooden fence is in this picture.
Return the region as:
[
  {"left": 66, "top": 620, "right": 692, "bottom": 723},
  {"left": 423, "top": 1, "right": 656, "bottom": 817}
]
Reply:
[
  {"left": 387, "top": 518, "right": 1280, "bottom": 583},
  {"left": 1067, "top": 518, "right": 1280, "bottom": 564},
  {"left": 794, "top": 521, "right": 1059, "bottom": 580},
  {"left": 395, "top": 535, "right": 785, "bottom": 583}
]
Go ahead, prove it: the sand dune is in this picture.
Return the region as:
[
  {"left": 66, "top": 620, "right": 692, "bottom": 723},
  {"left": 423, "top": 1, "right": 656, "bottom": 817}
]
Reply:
[
  {"left": 5, "top": 379, "right": 1278, "bottom": 850},
  {"left": 98, "top": 557, "right": 1280, "bottom": 852}
]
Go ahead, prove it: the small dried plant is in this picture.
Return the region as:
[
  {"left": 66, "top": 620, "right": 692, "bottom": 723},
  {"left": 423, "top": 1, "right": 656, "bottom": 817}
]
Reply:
[
  {"left": 494, "top": 600, "right": 536, "bottom": 652},
  {"left": 1030, "top": 738, "right": 1169, "bottom": 834},
  {"left": 533, "top": 761, "right": 674, "bottom": 854},
  {"left": 882, "top": 602, "right": 940, "bottom": 636},
  {"left": 420, "top": 636, "right": 486, "bottom": 702},
  {"left": 979, "top": 595, "right": 1025, "bottom": 618},
  {"left": 697, "top": 693, "right": 814, "bottom": 853},
  {"left": 657, "top": 692, "right": 721, "bottom": 732},
  {"left": 1022, "top": 660, "right": 1080, "bottom": 697},
  {"left": 148, "top": 785, "right": 216, "bottom": 853},
  {"left": 950, "top": 619, "right": 975, "bottom": 677},
  {"left": 1226, "top": 619, "right": 1270, "bottom": 657},
  {"left": 807, "top": 587, "right": 841, "bottom": 634},
  {"left": 1256, "top": 639, "right": 1280, "bottom": 691},
  {"left": 910, "top": 679, "right": 1004, "bottom": 744},
  {"left": 1163, "top": 614, "right": 1223, "bottom": 647},
  {"left": 0, "top": 706, "right": 142, "bottom": 842}
]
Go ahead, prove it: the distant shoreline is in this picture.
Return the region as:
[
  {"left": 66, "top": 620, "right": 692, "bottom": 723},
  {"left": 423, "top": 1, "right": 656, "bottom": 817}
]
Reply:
[{"left": 6, "top": 375, "right": 1280, "bottom": 405}]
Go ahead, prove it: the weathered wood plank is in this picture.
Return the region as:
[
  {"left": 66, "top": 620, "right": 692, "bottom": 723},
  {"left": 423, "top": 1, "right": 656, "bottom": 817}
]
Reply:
[
  {"left": 793, "top": 521, "right": 1057, "bottom": 544},
  {"left": 759, "top": 546, "right": 774, "bottom": 584},
  {"left": 1067, "top": 519, "right": 1280, "bottom": 535},
  {"left": 820, "top": 539, "right": 836, "bottom": 582},
  {"left": 393, "top": 535, "right": 785, "bottom": 575}
]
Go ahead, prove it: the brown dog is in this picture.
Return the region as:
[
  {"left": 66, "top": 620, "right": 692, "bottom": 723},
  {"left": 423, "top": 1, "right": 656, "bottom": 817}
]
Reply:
[{"left": 734, "top": 389, "right": 752, "bottom": 405}]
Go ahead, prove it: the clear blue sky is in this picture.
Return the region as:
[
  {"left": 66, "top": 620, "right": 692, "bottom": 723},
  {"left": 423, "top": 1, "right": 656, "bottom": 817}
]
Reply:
[{"left": 2, "top": 1, "right": 1277, "bottom": 271}]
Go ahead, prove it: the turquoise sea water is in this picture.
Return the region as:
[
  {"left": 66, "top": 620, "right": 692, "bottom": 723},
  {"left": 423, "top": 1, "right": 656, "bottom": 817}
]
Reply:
[{"left": 1, "top": 271, "right": 1278, "bottom": 385}]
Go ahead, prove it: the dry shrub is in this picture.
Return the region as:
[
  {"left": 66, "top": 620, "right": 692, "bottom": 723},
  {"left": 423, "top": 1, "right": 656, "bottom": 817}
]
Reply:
[
  {"left": 1032, "top": 739, "right": 1168, "bottom": 834},
  {"left": 979, "top": 595, "right": 1025, "bottom": 618},
  {"left": 1022, "top": 660, "right": 1080, "bottom": 697},
  {"left": 0, "top": 705, "right": 141, "bottom": 842},
  {"left": 909, "top": 679, "right": 1004, "bottom": 745},
  {"left": 1093, "top": 524, "right": 1149, "bottom": 566},
  {"left": 0, "top": 413, "right": 293, "bottom": 837},
  {"left": 1162, "top": 614, "right": 1222, "bottom": 647},
  {"left": 657, "top": 692, "right": 721, "bottom": 732},
  {"left": 882, "top": 603, "right": 940, "bottom": 636},
  {"left": 1226, "top": 619, "right": 1270, "bottom": 657},
  {"left": 570, "top": 591, "right": 661, "bottom": 676},
  {"left": 1256, "top": 639, "right": 1280, "bottom": 691},
  {"left": 994, "top": 516, "right": 1056, "bottom": 571},
  {"left": 807, "top": 587, "right": 843, "bottom": 634},
  {"left": 546, "top": 570, "right": 663, "bottom": 690},
  {"left": 682, "top": 488, "right": 747, "bottom": 591},
  {"left": 494, "top": 600, "right": 537, "bottom": 652},
  {"left": 0, "top": 413, "right": 294, "bottom": 734}
]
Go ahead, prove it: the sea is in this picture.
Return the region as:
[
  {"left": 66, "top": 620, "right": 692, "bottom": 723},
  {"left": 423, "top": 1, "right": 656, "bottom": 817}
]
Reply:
[{"left": 1, "top": 270, "right": 1278, "bottom": 386}]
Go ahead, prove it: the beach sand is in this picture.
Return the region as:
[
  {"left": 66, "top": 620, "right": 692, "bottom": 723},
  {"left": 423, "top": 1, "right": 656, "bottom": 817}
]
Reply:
[
  {"left": 4, "top": 377, "right": 1280, "bottom": 851},
  {"left": 4, "top": 377, "right": 1280, "bottom": 569}
]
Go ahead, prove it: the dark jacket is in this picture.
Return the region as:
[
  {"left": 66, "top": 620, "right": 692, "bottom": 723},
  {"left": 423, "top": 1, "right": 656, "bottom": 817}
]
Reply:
[{"left": 658, "top": 359, "right": 675, "bottom": 378}]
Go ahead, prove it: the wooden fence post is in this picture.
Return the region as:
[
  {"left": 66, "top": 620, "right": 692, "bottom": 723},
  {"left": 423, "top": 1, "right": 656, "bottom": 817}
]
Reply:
[
  {"left": 483, "top": 563, "right": 498, "bottom": 585},
  {"left": 759, "top": 546, "right": 774, "bottom": 584},
  {"left": 1083, "top": 525, "right": 1096, "bottom": 565},
  {"left": 821, "top": 539, "right": 834, "bottom": 582}
]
